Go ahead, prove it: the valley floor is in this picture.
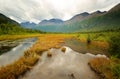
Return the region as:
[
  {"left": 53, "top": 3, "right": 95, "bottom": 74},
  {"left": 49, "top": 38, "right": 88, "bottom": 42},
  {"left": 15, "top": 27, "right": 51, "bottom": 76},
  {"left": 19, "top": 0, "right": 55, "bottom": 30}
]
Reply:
[
  {"left": 21, "top": 46, "right": 100, "bottom": 79},
  {"left": 0, "top": 33, "right": 119, "bottom": 79}
]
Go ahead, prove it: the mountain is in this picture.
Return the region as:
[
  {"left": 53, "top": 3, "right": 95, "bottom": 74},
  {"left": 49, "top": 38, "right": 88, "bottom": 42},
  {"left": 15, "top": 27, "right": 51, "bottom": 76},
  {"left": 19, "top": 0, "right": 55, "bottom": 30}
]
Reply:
[
  {"left": 35, "top": 13, "right": 90, "bottom": 32},
  {"left": 0, "top": 13, "right": 19, "bottom": 25},
  {"left": 0, "top": 13, "right": 41, "bottom": 35},
  {"left": 65, "top": 12, "right": 89, "bottom": 23},
  {"left": 34, "top": 19, "right": 63, "bottom": 32},
  {"left": 39, "top": 18, "right": 63, "bottom": 25},
  {"left": 34, "top": 3, "right": 120, "bottom": 32},
  {"left": 34, "top": 11, "right": 108, "bottom": 32},
  {"left": 108, "top": 3, "right": 120, "bottom": 13},
  {"left": 76, "top": 3, "right": 120, "bottom": 32},
  {"left": 90, "top": 10, "right": 106, "bottom": 15},
  {"left": 20, "top": 22, "right": 37, "bottom": 28}
]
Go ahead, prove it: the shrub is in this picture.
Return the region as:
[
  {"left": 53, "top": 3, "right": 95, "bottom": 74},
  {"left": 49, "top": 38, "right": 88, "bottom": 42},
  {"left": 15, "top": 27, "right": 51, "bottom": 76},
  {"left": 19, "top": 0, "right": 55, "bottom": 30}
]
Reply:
[
  {"left": 87, "top": 34, "right": 91, "bottom": 44},
  {"left": 61, "top": 47, "right": 66, "bottom": 53},
  {"left": 108, "top": 34, "right": 120, "bottom": 58},
  {"left": 47, "top": 51, "right": 52, "bottom": 57},
  {"left": 0, "top": 55, "right": 39, "bottom": 79},
  {"left": 111, "top": 64, "right": 120, "bottom": 79},
  {"left": 89, "top": 57, "right": 120, "bottom": 79}
]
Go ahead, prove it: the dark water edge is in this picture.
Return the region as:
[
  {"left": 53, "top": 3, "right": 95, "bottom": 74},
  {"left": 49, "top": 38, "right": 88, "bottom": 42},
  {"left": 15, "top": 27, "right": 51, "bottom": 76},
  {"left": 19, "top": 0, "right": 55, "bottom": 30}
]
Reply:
[
  {"left": 0, "top": 40, "right": 19, "bottom": 55},
  {"left": 0, "top": 38, "right": 37, "bottom": 67},
  {"left": 64, "top": 38, "right": 109, "bottom": 56},
  {"left": 0, "top": 38, "right": 33, "bottom": 55}
]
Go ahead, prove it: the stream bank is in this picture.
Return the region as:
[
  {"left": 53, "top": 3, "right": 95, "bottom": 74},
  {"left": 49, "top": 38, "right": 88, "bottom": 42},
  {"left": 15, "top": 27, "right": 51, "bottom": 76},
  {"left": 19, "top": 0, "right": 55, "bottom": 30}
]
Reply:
[
  {"left": 20, "top": 46, "right": 106, "bottom": 79},
  {"left": 0, "top": 38, "right": 37, "bottom": 67},
  {"left": 64, "top": 38, "right": 109, "bottom": 56}
]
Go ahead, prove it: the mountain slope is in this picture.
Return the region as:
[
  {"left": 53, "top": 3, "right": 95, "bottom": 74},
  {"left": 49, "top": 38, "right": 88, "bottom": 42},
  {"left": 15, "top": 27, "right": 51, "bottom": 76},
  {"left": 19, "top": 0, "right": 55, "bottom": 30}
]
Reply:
[
  {"left": 35, "top": 18, "right": 63, "bottom": 32},
  {"left": 34, "top": 3, "right": 120, "bottom": 32},
  {"left": 0, "top": 13, "right": 19, "bottom": 25},
  {"left": 77, "top": 3, "right": 120, "bottom": 32},
  {"left": 39, "top": 18, "right": 63, "bottom": 25},
  {"left": 0, "top": 13, "right": 41, "bottom": 35},
  {"left": 20, "top": 22, "right": 37, "bottom": 28},
  {"left": 65, "top": 12, "right": 89, "bottom": 23}
]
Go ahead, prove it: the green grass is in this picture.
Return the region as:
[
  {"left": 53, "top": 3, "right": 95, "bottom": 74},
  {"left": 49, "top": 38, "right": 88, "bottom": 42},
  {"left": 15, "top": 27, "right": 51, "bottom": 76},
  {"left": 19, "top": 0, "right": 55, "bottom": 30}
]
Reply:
[
  {"left": 88, "top": 32, "right": 120, "bottom": 79},
  {"left": 108, "top": 33, "right": 120, "bottom": 58},
  {"left": 76, "top": 31, "right": 120, "bottom": 42}
]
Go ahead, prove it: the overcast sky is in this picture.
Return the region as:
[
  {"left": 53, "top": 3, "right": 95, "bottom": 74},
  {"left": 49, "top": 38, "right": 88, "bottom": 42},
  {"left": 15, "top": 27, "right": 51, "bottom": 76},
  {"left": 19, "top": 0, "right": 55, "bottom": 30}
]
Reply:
[{"left": 0, "top": 0, "right": 120, "bottom": 23}]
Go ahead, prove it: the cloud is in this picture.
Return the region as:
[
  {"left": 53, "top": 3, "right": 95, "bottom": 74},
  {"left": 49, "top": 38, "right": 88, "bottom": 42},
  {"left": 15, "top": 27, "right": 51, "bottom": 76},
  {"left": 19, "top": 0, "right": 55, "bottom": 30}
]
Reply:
[{"left": 0, "top": 0, "right": 120, "bottom": 23}]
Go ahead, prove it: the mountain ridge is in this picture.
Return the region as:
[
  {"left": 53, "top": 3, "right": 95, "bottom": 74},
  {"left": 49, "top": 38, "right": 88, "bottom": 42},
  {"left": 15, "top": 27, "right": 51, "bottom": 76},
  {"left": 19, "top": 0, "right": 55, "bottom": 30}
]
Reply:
[
  {"left": 0, "top": 13, "right": 41, "bottom": 34},
  {"left": 34, "top": 3, "right": 120, "bottom": 32},
  {"left": 39, "top": 18, "right": 64, "bottom": 25},
  {"left": 0, "top": 13, "right": 19, "bottom": 25},
  {"left": 20, "top": 22, "right": 37, "bottom": 28}
]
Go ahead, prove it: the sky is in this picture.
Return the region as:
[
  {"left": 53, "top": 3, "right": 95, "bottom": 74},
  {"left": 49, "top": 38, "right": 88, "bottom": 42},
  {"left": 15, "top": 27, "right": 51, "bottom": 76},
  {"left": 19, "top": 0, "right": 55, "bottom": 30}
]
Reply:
[{"left": 0, "top": 0, "right": 120, "bottom": 23}]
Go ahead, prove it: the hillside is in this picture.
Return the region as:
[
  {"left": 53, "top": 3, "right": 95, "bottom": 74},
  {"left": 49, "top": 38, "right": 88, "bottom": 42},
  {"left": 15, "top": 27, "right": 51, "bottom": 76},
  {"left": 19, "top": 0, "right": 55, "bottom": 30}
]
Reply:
[
  {"left": 0, "top": 13, "right": 41, "bottom": 35},
  {"left": 0, "top": 13, "right": 19, "bottom": 25},
  {"left": 76, "top": 3, "right": 120, "bottom": 32},
  {"left": 34, "top": 3, "right": 120, "bottom": 32},
  {"left": 65, "top": 12, "right": 89, "bottom": 23}
]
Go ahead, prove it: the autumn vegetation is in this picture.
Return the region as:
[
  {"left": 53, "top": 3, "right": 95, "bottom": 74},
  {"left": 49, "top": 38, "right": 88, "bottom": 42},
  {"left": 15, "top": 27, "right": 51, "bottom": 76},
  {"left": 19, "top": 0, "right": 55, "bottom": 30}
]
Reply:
[
  {"left": 0, "top": 34, "right": 40, "bottom": 41},
  {"left": 88, "top": 33, "right": 120, "bottom": 79},
  {"left": 89, "top": 57, "right": 120, "bottom": 79},
  {"left": 61, "top": 47, "right": 66, "bottom": 53},
  {"left": 0, "top": 32, "right": 120, "bottom": 79},
  {"left": 0, "top": 34, "right": 71, "bottom": 79}
]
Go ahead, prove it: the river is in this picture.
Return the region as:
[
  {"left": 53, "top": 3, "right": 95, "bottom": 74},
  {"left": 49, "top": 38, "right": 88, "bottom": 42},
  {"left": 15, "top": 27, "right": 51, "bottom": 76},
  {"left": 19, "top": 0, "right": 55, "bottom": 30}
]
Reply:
[
  {"left": 64, "top": 38, "right": 109, "bottom": 55},
  {"left": 20, "top": 46, "right": 107, "bottom": 79},
  {"left": 0, "top": 38, "right": 37, "bottom": 67},
  {"left": 0, "top": 37, "right": 107, "bottom": 79}
]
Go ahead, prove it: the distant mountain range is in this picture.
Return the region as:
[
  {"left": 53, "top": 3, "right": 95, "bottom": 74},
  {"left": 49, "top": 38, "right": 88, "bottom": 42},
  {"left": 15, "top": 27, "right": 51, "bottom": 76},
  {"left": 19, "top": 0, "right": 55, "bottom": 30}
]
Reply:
[
  {"left": 20, "top": 18, "right": 63, "bottom": 29},
  {"left": 32, "top": 3, "right": 120, "bottom": 32},
  {"left": 39, "top": 19, "right": 63, "bottom": 25},
  {"left": 1, "top": 3, "right": 119, "bottom": 33},
  {"left": 20, "top": 22, "right": 37, "bottom": 28}
]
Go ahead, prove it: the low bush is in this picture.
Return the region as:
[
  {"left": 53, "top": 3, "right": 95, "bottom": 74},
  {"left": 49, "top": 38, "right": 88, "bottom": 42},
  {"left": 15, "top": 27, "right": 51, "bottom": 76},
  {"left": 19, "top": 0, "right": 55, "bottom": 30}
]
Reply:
[
  {"left": 47, "top": 51, "right": 52, "bottom": 57},
  {"left": 61, "top": 47, "right": 66, "bottom": 53},
  {"left": 0, "top": 54, "right": 39, "bottom": 79},
  {"left": 0, "top": 34, "right": 71, "bottom": 79},
  {"left": 108, "top": 34, "right": 120, "bottom": 58},
  {"left": 87, "top": 34, "right": 91, "bottom": 44},
  {"left": 89, "top": 57, "right": 120, "bottom": 79},
  {"left": 111, "top": 64, "right": 120, "bottom": 79}
]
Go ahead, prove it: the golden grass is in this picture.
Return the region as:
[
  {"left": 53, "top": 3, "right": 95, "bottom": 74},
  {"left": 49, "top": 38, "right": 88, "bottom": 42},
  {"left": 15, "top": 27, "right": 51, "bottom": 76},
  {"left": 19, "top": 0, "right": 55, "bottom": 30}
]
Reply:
[
  {"left": 76, "top": 34, "right": 109, "bottom": 50},
  {"left": 90, "top": 41, "right": 109, "bottom": 49},
  {"left": 0, "top": 34, "right": 40, "bottom": 41},
  {"left": 28, "top": 34, "right": 71, "bottom": 55},
  {"left": 78, "top": 38, "right": 109, "bottom": 49},
  {"left": 0, "top": 53, "right": 39, "bottom": 79},
  {"left": 0, "top": 34, "right": 72, "bottom": 79},
  {"left": 89, "top": 57, "right": 120, "bottom": 79}
]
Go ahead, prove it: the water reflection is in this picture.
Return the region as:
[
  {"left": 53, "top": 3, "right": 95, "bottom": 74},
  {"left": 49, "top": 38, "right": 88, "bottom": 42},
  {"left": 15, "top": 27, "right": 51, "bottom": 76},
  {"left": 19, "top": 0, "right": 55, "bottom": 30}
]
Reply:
[
  {"left": 64, "top": 38, "right": 109, "bottom": 55},
  {"left": 0, "top": 38, "right": 37, "bottom": 67},
  {"left": 21, "top": 46, "right": 103, "bottom": 79}
]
